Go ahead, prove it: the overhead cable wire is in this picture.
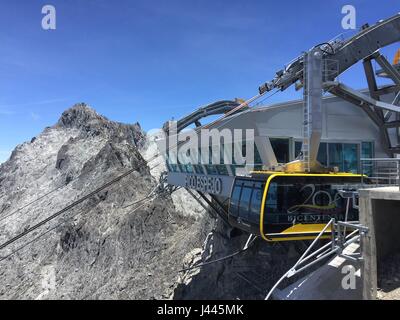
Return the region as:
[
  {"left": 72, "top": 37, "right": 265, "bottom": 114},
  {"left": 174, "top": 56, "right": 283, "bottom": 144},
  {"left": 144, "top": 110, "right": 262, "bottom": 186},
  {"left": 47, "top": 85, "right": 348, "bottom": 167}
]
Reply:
[
  {"left": 178, "top": 235, "right": 258, "bottom": 273},
  {"left": 0, "top": 206, "right": 83, "bottom": 263},
  {"left": 0, "top": 162, "right": 177, "bottom": 263},
  {"left": 0, "top": 160, "right": 162, "bottom": 225},
  {"left": 0, "top": 183, "right": 71, "bottom": 224},
  {"left": 0, "top": 167, "right": 138, "bottom": 252}
]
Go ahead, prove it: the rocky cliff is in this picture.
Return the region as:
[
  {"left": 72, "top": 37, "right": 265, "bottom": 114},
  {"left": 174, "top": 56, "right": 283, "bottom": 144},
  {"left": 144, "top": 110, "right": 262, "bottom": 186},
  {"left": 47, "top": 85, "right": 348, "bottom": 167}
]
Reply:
[
  {"left": 0, "top": 103, "right": 212, "bottom": 299},
  {"left": 0, "top": 103, "right": 298, "bottom": 300}
]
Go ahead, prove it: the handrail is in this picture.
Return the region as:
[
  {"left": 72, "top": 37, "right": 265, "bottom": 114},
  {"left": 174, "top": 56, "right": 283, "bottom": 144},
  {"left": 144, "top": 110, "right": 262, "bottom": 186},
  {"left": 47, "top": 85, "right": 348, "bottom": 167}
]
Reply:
[{"left": 360, "top": 158, "right": 400, "bottom": 191}]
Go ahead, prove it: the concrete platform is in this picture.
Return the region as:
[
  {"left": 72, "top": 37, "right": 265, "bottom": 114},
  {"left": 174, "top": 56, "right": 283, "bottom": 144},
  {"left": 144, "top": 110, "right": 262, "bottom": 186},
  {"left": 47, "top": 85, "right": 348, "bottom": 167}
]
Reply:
[
  {"left": 274, "top": 243, "right": 362, "bottom": 300},
  {"left": 359, "top": 186, "right": 400, "bottom": 300}
]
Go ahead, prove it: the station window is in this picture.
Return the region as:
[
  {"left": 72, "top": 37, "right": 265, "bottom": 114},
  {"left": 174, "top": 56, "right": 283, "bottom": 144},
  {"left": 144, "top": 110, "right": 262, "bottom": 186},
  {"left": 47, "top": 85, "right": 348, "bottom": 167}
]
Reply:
[
  {"left": 329, "top": 143, "right": 359, "bottom": 173},
  {"left": 270, "top": 138, "right": 290, "bottom": 164},
  {"left": 193, "top": 165, "right": 204, "bottom": 174},
  {"left": 166, "top": 153, "right": 179, "bottom": 173},
  {"left": 294, "top": 141, "right": 302, "bottom": 159},
  {"left": 295, "top": 141, "right": 327, "bottom": 166},
  {"left": 170, "top": 164, "right": 180, "bottom": 172},
  {"left": 295, "top": 141, "right": 360, "bottom": 173},
  {"left": 216, "top": 165, "right": 229, "bottom": 175},
  {"left": 317, "top": 143, "right": 328, "bottom": 166},
  {"left": 177, "top": 157, "right": 187, "bottom": 173},
  {"left": 361, "top": 141, "right": 374, "bottom": 158},
  {"left": 329, "top": 143, "right": 343, "bottom": 169},
  {"left": 205, "top": 165, "right": 218, "bottom": 175},
  {"left": 343, "top": 143, "right": 358, "bottom": 173},
  {"left": 361, "top": 141, "right": 374, "bottom": 176},
  {"left": 184, "top": 164, "right": 194, "bottom": 173}
]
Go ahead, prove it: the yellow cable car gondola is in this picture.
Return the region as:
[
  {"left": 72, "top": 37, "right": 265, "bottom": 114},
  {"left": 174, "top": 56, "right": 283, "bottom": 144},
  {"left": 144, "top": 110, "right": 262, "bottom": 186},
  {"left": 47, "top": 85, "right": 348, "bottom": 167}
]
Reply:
[{"left": 227, "top": 172, "right": 362, "bottom": 241}]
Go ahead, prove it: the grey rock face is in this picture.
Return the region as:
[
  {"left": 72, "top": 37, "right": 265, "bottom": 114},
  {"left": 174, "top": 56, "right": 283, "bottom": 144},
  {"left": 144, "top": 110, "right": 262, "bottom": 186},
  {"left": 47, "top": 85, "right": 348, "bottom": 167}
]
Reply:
[
  {"left": 0, "top": 103, "right": 209, "bottom": 299},
  {"left": 0, "top": 103, "right": 300, "bottom": 300}
]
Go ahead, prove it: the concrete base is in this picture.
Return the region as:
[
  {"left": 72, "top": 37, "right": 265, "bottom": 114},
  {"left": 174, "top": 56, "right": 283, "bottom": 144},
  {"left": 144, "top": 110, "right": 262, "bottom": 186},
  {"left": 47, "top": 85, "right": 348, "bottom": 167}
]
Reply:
[
  {"left": 274, "top": 243, "right": 362, "bottom": 300},
  {"left": 359, "top": 187, "right": 400, "bottom": 300}
]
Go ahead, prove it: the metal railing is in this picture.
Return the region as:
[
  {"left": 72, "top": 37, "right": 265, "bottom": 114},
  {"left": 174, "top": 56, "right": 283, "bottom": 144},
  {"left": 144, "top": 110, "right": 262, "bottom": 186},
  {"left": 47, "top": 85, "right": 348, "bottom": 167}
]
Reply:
[
  {"left": 265, "top": 191, "right": 369, "bottom": 300},
  {"left": 265, "top": 218, "right": 368, "bottom": 300},
  {"left": 361, "top": 158, "right": 400, "bottom": 191}
]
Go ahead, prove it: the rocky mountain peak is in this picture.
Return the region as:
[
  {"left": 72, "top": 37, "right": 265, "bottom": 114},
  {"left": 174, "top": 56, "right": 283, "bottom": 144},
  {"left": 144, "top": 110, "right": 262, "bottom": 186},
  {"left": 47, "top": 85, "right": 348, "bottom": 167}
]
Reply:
[
  {"left": 56, "top": 103, "right": 144, "bottom": 147},
  {"left": 57, "top": 103, "right": 109, "bottom": 129}
]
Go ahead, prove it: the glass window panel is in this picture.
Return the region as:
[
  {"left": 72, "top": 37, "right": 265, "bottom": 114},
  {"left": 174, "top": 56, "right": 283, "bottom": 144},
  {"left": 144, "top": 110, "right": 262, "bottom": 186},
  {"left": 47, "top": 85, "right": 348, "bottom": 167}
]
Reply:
[
  {"left": 294, "top": 141, "right": 302, "bottom": 158},
  {"left": 265, "top": 183, "right": 278, "bottom": 211},
  {"left": 328, "top": 143, "right": 343, "bottom": 170},
  {"left": 361, "top": 142, "right": 374, "bottom": 158},
  {"left": 230, "top": 185, "right": 242, "bottom": 217},
  {"left": 270, "top": 138, "right": 290, "bottom": 164},
  {"left": 193, "top": 165, "right": 204, "bottom": 174},
  {"left": 317, "top": 142, "right": 328, "bottom": 166},
  {"left": 361, "top": 141, "right": 374, "bottom": 176},
  {"left": 239, "top": 187, "right": 252, "bottom": 220},
  {"left": 343, "top": 144, "right": 359, "bottom": 173},
  {"left": 205, "top": 165, "right": 218, "bottom": 175},
  {"left": 249, "top": 185, "right": 263, "bottom": 223},
  {"left": 216, "top": 165, "right": 229, "bottom": 175}
]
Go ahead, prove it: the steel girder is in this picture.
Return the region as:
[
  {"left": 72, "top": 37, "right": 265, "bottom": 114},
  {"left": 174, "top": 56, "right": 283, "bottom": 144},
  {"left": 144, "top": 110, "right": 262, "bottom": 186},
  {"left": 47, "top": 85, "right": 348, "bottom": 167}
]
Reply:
[
  {"left": 258, "top": 13, "right": 400, "bottom": 156},
  {"left": 259, "top": 14, "right": 400, "bottom": 94},
  {"left": 162, "top": 100, "right": 242, "bottom": 133}
]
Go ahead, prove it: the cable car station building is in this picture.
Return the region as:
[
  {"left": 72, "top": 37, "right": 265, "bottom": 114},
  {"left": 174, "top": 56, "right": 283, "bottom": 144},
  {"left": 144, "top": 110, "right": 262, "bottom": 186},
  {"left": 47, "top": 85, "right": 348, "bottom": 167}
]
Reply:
[
  {"left": 158, "top": 14, "right": 400, "bottom": 245},
  {"left": 165, "top": 91, "right": 390, "bottom": 198}
]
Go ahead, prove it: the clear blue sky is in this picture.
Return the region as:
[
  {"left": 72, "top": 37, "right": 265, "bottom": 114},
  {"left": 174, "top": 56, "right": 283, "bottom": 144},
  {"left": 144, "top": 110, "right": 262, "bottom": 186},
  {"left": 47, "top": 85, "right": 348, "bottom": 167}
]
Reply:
[{"left": 0, "top": 0, "right": 398, "bottom": 162}]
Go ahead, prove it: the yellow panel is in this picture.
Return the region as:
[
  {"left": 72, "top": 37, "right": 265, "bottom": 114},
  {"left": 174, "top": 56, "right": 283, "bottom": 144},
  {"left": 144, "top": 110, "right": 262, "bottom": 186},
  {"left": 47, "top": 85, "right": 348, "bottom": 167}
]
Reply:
[{"left": 281, "top": 223, "right": 331, "bottom": 234}]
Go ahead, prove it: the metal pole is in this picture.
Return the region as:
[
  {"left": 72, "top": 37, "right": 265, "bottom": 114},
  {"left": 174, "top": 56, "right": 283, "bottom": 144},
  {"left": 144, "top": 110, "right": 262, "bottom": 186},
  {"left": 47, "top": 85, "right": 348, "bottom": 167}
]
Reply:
[
  {"left": 397, "top": 159, "right": 400, "bottom": 191},
  {"left": 291, "top": 219, "right": 334, "bottom": 270},
  {"left": 361, "top": 159, "right": 364, "bottom": 186},
  {"left": 343, "top": 197, "right": 350, "bottom": 235}
]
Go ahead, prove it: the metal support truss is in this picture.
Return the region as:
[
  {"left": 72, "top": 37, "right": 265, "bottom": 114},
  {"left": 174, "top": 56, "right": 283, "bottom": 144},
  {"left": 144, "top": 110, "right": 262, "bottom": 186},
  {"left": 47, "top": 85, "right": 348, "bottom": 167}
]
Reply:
[
  {"left": 162, "top": 100, "right": 243, "bottom": 133},
  {"left": 324, "top": 78, "right": 400, "bottom": 155},
  {"left": 259, "top": 13, "right": 400, "bottom": 95},
  {"left": 258, "top": 13, "right": 400, "bottom": 156}
]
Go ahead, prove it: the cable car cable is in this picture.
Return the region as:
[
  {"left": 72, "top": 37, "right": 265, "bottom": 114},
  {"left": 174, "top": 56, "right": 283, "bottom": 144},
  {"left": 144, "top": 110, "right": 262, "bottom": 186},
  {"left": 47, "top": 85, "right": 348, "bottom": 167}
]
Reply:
[
  {"left": 0, "top": 167, "right": 138, "bottom": 252},
  {"left": 178, "top": 235, "right": 258, "bottom": 273},
  {"left": 0, "top": 182, "right": 74, "bottom": 224},
  {"left": 0, "top": 163, "right": 178, "bottom": 263},
  {"left": 0, "top": 207, "right": 83, "bottom": 263},
  {"left": 0, "top": 161, "right": 162, "bottom": 224}
]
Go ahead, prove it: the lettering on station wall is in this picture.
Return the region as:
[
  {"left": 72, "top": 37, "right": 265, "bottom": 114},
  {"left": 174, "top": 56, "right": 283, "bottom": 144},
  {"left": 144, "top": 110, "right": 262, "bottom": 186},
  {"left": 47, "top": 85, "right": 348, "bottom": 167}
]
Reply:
[{"left": 185, "top": 175, "right": 222, "bottom": 195}]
